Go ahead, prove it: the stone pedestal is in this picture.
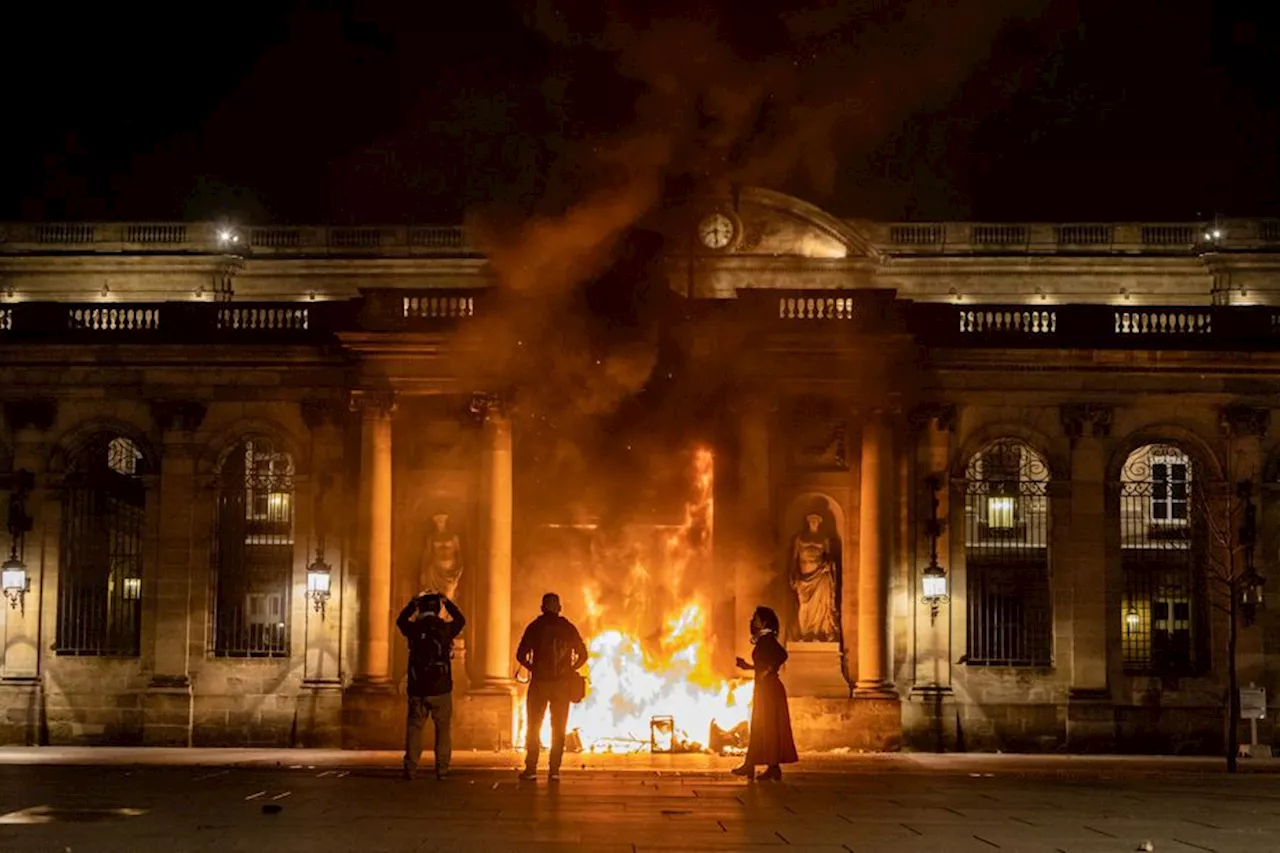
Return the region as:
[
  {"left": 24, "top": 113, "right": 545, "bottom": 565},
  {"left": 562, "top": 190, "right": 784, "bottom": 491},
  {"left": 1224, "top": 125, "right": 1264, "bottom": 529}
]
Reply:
[
  {"left": 0, "top": 678, "right": 43, "bottom": 745},
  {"left": 902, "top": 686, "right": 958, "bottom": 752},
  {"left": 452, "top": 688, "right": 517, "bottom": 752},
  {"left": 342, "top": 682, "right": 400, "bottom": 750},
  {"left": 788, "top": 696, "right": 902, "bottom": 752},
  {"left": 143, "top": 678, "right": 193, "bottom": 747},
  {"left": 784, "top": 642, "right": 850, "bottom": 698},
  {"left": 297, "top": 682, "right": 344, "bottom": 748},
  {"left": 1066, "top": 688, "right": 1116, "bottom": 753}
]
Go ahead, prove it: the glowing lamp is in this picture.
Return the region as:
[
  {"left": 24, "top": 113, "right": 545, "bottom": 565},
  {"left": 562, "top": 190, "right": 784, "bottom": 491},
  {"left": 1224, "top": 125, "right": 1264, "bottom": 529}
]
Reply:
[
  {"left": 1125, "top": 605, "right": 1140, "bottom": 631},
  {"left": 1241, "top": 567, "right": 1266, "bottom": 627},
  {"left": 922, "top": 563, "right": 948, "bottom": 601},
  {"left": 217, "top": 228, "right": 240, "bottom": 247},
  {"left": 307, "top": 549, "right": 332, "bottom": 616},
  {"left": 2, "top": 554, "right": 28, "bottom": 611},
  {"left": 122, "top": 577, "right": 142, "bottom": 600}
]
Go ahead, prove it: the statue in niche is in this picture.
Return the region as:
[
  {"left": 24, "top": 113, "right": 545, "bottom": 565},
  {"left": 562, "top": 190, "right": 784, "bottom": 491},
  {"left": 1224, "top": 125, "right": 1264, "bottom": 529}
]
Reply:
[
  {"left": 419, "top": 512, "right": 464, "bottom": 605},
  {"left": 789, "top": 512, "right": 840, "bottom": 642}
]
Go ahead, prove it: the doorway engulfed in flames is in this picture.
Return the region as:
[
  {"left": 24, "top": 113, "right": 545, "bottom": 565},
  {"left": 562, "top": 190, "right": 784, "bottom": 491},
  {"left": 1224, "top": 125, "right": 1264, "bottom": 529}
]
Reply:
[{"left": 516, "top": 447, "right": 754, "bottom": 754}]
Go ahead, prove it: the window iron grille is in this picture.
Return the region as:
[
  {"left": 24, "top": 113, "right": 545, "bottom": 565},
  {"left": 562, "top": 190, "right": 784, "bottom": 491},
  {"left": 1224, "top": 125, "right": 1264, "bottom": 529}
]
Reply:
[
  {"left": 56, "top": 435, "right": 146, "bottom": 656},
  {"left": 212, "top": 439, "right": 295, "bottom": 657},
  {"left": 964, "top": 439, "right": 1052, "bottom": 666},
  {"left": 1119, "top": 444, "right": 1204, "bottom": 673}
]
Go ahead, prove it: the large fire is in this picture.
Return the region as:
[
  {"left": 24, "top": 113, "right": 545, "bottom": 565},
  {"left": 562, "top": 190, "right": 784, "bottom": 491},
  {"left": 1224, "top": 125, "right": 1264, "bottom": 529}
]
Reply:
[{"left": 518, "top": 447, "right": 756, "bottom": 754}]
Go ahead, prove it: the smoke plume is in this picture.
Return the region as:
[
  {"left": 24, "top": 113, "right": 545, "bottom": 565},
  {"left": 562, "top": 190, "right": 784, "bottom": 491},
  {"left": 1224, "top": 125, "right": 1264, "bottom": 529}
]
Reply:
[{"left": 450, "top": 0, "right": 1057, "bottom": 522}]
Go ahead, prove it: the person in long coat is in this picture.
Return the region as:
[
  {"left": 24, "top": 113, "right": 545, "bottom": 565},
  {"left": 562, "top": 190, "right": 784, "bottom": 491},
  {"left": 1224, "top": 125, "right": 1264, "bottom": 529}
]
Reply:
[{"left": 733, "top": 606, "right": 799, "bottom": 781}]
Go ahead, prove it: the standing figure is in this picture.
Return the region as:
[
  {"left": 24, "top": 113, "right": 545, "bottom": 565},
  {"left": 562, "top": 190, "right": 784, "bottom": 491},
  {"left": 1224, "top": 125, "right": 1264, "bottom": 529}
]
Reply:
[
  {"left": 397, "top": 592, "right": 466, "bottom": 780},
  {"left": 790, "top": 512, "right": 839, "bottom": 641},
  {"left": 516, "top": 592, "right": 588, "bottom": 782},
  {"left": 734, "top": 606, "right": 799, "bottom": 781},
  {"left": 420, "top": 512, "right": 465, "bottom": 603}
]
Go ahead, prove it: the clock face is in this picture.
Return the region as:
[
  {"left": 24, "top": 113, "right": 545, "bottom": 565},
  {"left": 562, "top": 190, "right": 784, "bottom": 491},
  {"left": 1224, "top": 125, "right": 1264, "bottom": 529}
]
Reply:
[{"left": 698, "top": 212, "right": 736, "bottom": 250}]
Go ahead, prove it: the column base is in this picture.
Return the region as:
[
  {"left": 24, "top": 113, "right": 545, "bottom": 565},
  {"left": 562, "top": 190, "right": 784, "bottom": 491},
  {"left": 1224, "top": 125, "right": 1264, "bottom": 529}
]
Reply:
[
  {"left": 471, "top": 678, "right": 516, "bottom": 695},
  {"left": 297, "top": 682, "right": 344, "bottom": 748},
  {"left": 0, "top": 677, "right": 43, "bottom": 746},
  {"left": 143, "top": 679, "right": 193, "bottom": 747},
  {"left": 452, "top": 688, "right": 518, "bottom": 751},
  {"left": 853, "top": 680, "right": 898, "bottom": 699},
  {"left": 342, "top": 679, "right": 401, "bottom": 749},
  {"left": 1067, "top": 687, "right": 1116, "bottom": 754},
  {"left": 902, "top": 685, "right": 957, "bottom": 752}
]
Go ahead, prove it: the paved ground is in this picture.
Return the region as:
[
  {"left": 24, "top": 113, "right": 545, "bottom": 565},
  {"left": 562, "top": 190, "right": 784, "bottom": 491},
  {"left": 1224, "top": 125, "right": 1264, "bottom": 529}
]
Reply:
[{"left": 0, "top": 750, "right": 1278, "bottom": 851}]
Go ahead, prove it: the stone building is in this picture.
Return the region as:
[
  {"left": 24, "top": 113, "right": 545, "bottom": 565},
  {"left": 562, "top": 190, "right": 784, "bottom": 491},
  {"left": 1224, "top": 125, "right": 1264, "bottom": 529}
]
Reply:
[{"left": 1, "top": 187, "right": 1278, "bottom": 754}]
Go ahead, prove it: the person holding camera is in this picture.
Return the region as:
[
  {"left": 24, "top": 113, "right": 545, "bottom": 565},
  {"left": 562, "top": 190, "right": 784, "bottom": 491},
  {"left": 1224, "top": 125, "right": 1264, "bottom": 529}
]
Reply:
[
  {"left": 397, "top": 590, "right": 465, "bottom": 780},
  {"left": 516, "top": 592, "right": 587, "bottom": 782}
]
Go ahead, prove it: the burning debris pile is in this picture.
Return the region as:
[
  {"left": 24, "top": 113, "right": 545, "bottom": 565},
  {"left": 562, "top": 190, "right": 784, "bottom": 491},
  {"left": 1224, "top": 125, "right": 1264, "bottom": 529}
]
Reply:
[{"left": 519, "top": 447, "right": 755, "bottom": 755}]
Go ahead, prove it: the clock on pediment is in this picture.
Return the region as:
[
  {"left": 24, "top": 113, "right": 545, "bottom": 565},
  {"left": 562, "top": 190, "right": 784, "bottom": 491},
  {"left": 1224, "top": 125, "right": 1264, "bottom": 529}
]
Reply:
[{"left": 696, "top": 210, "right": 740, "bottom": 251}]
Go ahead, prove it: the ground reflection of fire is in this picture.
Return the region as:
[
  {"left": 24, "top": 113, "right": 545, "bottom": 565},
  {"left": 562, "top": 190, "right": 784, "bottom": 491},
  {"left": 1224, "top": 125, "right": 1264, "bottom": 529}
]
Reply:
[{"left": 517, "top": 447, "right": 755, "bottom": 754}]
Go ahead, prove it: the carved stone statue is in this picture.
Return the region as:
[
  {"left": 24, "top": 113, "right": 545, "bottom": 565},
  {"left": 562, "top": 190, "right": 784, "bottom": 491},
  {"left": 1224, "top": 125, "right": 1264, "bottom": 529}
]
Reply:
[
  {"left": 420, "top": 512, "right": 464, "bottom": 603},
  {"left": 790, "top": 512, "right": 839, "bottom": 642}
]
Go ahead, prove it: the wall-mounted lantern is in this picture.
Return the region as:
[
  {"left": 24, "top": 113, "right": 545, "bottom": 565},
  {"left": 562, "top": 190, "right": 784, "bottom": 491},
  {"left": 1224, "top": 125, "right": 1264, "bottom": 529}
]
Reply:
[
  {"left": 920, "top": 475, "right": 949, "bottom": 625},
  {"left": 306, "top": 539, "right": 332, "bottom": 618},
  {"left": 4, "top": 470, "right": 34, "bottom": 614}
]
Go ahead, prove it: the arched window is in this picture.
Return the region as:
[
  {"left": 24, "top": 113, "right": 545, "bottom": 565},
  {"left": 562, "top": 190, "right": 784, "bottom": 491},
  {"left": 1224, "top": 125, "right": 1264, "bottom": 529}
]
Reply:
[
  {"left": 963, "top": 438, "right": 1052, "bottom": 666},
  {"left": 56, "top": 434, "right": 146, "bottom": 656},
  {"left": 212, "top": 438, "right": 294, "bottom": 657},
  {"left": 1118, "top": 443, "right": 1204, "bottom": 673}
]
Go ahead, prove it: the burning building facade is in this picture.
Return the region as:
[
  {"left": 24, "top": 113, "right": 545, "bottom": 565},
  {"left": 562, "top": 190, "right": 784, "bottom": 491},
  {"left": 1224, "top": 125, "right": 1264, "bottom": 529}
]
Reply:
[{"left": 1, "top": 187, "right": 1279, "bottom": 755}]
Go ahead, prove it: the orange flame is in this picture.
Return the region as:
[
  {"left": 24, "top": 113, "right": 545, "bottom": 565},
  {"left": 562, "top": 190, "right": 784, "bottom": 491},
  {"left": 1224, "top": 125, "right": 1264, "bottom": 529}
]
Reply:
[{"left": 518, "top": 446, "right": 752, "bottom": 753}]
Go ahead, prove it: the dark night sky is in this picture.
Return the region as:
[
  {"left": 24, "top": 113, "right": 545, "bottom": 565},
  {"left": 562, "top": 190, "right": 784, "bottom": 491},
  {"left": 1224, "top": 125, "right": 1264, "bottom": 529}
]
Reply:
[{"left": 2, "top": 0, "right": 1277, "bottom": 225}]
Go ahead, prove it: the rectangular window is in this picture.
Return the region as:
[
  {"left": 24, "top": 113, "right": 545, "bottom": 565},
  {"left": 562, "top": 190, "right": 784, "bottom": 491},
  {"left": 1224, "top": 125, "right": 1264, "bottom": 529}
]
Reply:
[
  {"left": 987, "top": 496, "right": 1015, "bottom": 529},
  {"left": 1150, "top": 459, "right": 1189, "bottom": 524}
]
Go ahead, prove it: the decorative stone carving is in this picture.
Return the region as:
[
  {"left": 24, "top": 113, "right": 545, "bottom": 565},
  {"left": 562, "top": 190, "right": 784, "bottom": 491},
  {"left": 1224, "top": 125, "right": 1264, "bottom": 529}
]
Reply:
[
  {"left": 2, "top": 399, "right": 57, "bottom": 432},
  {"left": 907, "top": 403, "right": 957, "bottom": 433},
  {"left": 789, "top": 509, "right": 840, "bottom": 642},
  {"left": 419, "top": 512, "right": 465, "bottom": 602},
  {"left": 149, "top": 400, "right": 207, "bottom": 433},
  {"left": 1219, "top": 405, "right": 1270, "bottom": 438},
  {"left": 1060, "top": 403, "right": 1113, "bottom": 439}
]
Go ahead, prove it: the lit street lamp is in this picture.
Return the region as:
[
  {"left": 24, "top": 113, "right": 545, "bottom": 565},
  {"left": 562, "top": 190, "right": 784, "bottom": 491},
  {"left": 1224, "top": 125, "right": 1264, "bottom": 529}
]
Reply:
[{"left": 920, "top": 475, "right": 949, "bottom": 624}]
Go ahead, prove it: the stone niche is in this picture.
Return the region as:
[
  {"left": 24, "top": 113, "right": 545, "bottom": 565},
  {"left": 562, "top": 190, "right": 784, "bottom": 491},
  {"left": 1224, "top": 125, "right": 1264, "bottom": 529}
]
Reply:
[{"left": 777, "top": 492, "right": 851, "bottom": 699}]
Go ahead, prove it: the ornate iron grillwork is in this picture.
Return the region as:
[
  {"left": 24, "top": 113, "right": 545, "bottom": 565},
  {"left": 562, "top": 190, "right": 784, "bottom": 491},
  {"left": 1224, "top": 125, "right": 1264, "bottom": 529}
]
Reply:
[
  {"left": 212, "top": 439, "right": 294, "bottom": 657},
  {"left": 963, "top": 439, "right": 1052, "bottom": 666},
  {"left": 1119, "top": 444, "right": 1204, "bottom": 673},
  {"left": 56, "top": 435, "right": 146, "bottom": 656}
]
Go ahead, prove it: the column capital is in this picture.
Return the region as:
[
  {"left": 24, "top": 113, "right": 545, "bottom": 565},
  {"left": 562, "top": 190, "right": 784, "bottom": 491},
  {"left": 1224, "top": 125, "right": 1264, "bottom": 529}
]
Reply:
[
  {"left": 1219, "top": 404, "right": 1269, "bottom": 438},
  {"left": 469, "top": 392, "right": 510, "bottom": 423},
  {"left": 349, "top": 389, "right": 397, "bottom": 419},
  {"left": 149, "top": 399, "right": 208, "bottom": 434},
  {"left": 1059, "top": 403, "right": 1113, "bottom": 439}
]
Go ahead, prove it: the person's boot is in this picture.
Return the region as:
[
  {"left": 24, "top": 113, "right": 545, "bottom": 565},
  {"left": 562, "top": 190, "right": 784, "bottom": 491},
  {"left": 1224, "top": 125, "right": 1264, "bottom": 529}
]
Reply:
[
  {"left": 730, "top": 764, "right": 755, "bottom": 779},
  {"left": 518, "top": 767, "right": 538, "bottom": 780},
  {"left": 758, "top": 765, "right": 782, "bottom": 781}
]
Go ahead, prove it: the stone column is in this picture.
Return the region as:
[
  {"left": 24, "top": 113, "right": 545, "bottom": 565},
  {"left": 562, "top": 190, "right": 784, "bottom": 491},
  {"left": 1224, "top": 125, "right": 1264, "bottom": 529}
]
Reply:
[
  {"left": 475, "top": 395, "right": 514, "bottom": 690},
  {"left": 1060, "top": 404, "right": 1115, "bottom": 751},
  {"left": 143, "top": 401, "right": 206, "bottom": 746},
  {"left": 351, "top": 390, "right": 396, "bottom": 685},
  {"left": 855, "top": 410, "right": 894, "bottom": 695}
]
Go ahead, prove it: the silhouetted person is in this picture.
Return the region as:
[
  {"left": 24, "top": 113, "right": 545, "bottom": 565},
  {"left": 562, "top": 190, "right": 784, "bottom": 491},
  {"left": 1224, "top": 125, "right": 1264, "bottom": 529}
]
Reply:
[
  {"left": 397, "top": 591, "right": 465, "bottom": 780},
  {"left": 516, "top": 592, "right": 587, "bottom": 781},
  {"left": 733, "top": 605, "right": 798, "bottom": 781}
]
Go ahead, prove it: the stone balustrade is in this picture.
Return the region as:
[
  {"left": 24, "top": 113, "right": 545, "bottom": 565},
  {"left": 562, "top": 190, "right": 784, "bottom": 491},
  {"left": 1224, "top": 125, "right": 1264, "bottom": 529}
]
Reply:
[{"left": 5, "top": 217, "right": 1280, "bottom": 257}]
